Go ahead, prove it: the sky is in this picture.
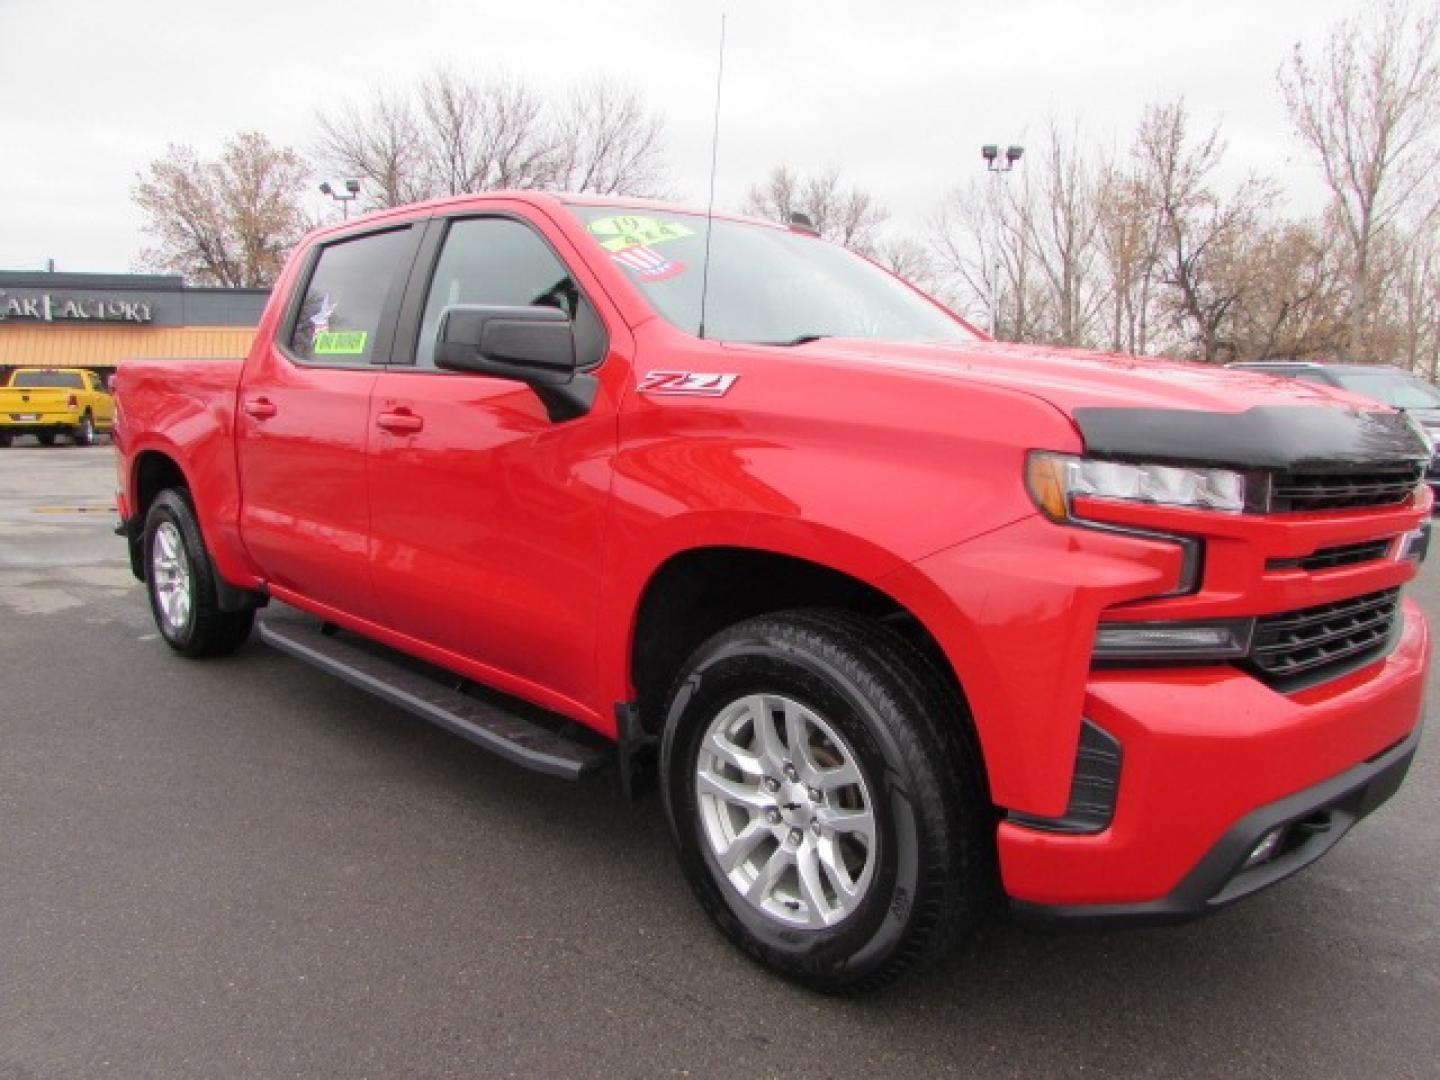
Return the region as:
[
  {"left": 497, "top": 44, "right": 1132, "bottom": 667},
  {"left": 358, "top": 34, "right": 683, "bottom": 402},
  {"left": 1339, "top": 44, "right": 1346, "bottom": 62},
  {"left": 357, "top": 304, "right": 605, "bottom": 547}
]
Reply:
[{"left": 0, "top": 0, "right": 1367, "bottom": 274}]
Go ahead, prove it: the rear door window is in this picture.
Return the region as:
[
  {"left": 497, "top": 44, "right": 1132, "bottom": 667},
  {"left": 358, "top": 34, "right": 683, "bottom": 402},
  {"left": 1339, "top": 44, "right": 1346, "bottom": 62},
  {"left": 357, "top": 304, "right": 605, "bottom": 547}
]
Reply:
[{"left": 288, "top": 227, "right": 415, "bottom": 365}]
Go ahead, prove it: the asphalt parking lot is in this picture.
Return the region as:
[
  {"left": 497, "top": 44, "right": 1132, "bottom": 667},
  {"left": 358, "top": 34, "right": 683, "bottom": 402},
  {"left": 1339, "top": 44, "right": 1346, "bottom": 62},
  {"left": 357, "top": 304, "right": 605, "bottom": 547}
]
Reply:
[{"left": 1, "top": 444, "right": 1437, "bottom": 1079}]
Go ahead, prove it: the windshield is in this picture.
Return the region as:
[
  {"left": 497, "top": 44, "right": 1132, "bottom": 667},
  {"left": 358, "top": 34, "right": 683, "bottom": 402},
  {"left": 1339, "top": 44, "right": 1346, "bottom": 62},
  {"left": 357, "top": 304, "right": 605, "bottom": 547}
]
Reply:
[
  {"left": 1332, "top": 370, "right": 1440, "bottom": 409},
  {"left": 568, "top": 205, "right": 977, "bottom": 346},
  {"left": 11, "top": 370, "right": 84, "bottom": 389}
]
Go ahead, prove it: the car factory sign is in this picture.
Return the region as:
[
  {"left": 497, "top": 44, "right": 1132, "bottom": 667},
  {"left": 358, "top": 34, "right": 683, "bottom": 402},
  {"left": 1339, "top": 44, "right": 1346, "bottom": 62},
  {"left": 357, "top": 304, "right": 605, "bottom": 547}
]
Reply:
[{"left": 0, "top": 291, "right": 153, "bottom": 323}]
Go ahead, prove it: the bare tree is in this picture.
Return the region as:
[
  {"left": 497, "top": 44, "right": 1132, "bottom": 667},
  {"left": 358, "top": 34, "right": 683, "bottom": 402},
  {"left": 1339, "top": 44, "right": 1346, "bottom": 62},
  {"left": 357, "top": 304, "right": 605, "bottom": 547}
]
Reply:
[
  {"left": 926, "top": 104, "right": 1359, "bottom": 362},
  {"left": 1135, "top": 99, "right": 1276, "bottom": 361},
  {"left": 550, "top": 77, "right": 671, "bottom": 197},
  {"left": 742, "top": 165, "right": 801, "bottom": 223},
  {"left": 870, "top": 236, "right": 942, "bottom": 294},
  {"left": 314, "top": 89, "right": 428, "bottom": 209},
  {"left": 1280, "top": 0, "right": 1440, "bottom": 358},
  {"left": 1224, "top": 217, "right": 1349, "bottom": 360},
  {"left": 929, "top": 172, "right": 1047, "bottom": 342},
  {"left": 1094, "top": 163, "right": 1162, "bottom": 353},
  {"left": 416, "top": 68, "right": 554, "bottom": 195},
  {"left": 926, "top": 182, "right": 991, "bottom": 331},
  {"left": 134, "top": 131, "right": 308, "bottom": 287},
  {"left": 742, "top": 166, "right": 889, "bottom": 252},
  {"left": 1025, "top": 121, "right": 1105, "bottom": 346},
  {"left": 929, "top": 125, "right": 1112, "bottom": 347},
  {"left": 910, "top": 21, "right": 1440, "bottom": 372},
  {"left": 315, "top": 70, "right": 671, "bottom": 206},
  {"left": 1380, "top": 209, "right": 1440, "bottom": 375}
]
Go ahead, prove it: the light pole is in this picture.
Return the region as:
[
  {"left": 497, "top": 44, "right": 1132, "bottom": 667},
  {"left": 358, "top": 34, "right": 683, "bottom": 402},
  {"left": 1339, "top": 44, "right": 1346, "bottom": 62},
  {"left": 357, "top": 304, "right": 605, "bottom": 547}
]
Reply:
[
  {"left": 319, "top": 179, "right": 361, "bottom": 220},
  {"left": 981, "top": 144, "right": 1023, "bottom": 339}
]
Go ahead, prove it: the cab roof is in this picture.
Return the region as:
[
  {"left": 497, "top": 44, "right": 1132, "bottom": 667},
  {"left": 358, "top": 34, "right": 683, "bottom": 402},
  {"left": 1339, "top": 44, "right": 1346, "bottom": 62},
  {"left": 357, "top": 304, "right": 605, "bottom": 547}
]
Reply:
[{"left": 313, "top": 189, "right": 795, "bottom": 239}]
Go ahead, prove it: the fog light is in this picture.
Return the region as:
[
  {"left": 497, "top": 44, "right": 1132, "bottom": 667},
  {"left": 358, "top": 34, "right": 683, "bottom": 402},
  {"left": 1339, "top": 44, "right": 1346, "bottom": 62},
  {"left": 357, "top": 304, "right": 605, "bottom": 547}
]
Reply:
[
  {"left": 1093, "top": 619, "right": 1253, "bottom": 660},
  {"left": 1243, "top": 827, "right": 1285, "bottom": 869}
]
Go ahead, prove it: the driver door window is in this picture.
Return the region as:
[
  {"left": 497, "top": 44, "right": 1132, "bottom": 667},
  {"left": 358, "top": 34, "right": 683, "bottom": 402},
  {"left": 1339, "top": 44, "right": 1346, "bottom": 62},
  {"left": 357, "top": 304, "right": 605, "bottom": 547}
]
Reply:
[{"left": 414, "top": 217, "right": 602, "bottom": 369}]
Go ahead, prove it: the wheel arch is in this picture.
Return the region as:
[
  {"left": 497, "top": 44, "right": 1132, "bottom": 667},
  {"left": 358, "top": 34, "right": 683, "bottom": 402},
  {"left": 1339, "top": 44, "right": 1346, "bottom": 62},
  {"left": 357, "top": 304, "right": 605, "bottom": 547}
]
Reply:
[
  {"left": 626, "top": 545, "right": 973, "bottom": 748},
  {"left": 133, "top": 448, "right": 189, "bottom": 518},
  {"left": 125, "top": 444, "right": 262, "bottom": 606},
  {"left": 124, "top": 448, "right": 190, "bottom": 581}
]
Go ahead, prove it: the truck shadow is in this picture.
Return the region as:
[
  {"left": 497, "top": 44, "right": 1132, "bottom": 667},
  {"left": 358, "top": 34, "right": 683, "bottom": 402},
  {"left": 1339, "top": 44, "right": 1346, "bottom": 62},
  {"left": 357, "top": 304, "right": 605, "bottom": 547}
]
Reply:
[{"left": 173, "top": 637, "right": 1425, "bottom": 1076}]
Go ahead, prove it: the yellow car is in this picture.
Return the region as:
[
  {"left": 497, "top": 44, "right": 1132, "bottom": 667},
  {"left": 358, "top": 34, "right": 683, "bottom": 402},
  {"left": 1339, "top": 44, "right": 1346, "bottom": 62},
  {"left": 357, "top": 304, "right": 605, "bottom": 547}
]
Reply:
[{"left": 0, "top": 368, "right": 114, "bottom": 447}]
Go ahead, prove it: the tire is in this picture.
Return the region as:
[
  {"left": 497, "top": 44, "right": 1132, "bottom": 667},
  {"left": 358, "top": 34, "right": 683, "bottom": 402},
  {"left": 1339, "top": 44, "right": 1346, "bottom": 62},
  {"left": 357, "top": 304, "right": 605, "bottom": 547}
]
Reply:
[
  {"left": 143, "top": 488, "right": 254, "bottom": 658},
  {"left": 0, "top": 433, "right": 11, "bottom": 448},
  {"left": 660, "top": 609, "right": 993, "bottom": 994},
  {"left": 72, "top": 412, "right": 96, "bottom": 447},
  {"left": 36, "top": 433, "right": 56, "bottom": 447}
]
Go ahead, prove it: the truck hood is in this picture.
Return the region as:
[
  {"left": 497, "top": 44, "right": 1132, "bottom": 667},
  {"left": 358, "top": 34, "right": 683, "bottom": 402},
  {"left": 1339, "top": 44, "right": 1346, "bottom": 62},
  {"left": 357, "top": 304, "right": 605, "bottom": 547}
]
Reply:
[
  {"left": 770, "top": 338, "right": 1431, "bottom": 471},
  {"left": 786, "top": 339, "right": 1343, "bottom": 412}
]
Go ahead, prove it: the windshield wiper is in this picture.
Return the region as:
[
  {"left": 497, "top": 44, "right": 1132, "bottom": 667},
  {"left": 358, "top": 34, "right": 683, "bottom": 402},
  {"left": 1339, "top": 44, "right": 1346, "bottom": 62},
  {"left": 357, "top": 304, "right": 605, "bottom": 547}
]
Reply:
[{"left": 767, "top": 334, "right": 830, "bottom": 346}]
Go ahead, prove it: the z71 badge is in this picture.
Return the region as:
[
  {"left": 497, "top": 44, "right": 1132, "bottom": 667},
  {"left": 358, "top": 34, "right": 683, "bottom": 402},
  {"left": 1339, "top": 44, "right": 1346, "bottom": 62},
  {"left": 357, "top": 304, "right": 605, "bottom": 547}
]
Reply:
[{"left": 639, "top": 371, "right": 739, "bottom": 397}]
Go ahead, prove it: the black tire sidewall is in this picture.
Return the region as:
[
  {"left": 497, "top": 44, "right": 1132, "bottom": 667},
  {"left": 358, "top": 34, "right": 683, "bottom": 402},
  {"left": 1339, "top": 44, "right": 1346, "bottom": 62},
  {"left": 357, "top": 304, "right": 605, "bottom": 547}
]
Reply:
[
  {"left": 74, "top": 413, "right": 95, "bottom": 446},
  {"left": 662, "top": 629, "right": 931, "bottom": 986}
]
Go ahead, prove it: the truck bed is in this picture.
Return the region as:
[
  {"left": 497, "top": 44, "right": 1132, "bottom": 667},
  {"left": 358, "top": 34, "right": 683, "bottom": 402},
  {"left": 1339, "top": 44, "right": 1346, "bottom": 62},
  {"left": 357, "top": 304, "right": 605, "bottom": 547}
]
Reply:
[{"left": 114, "top": 357, "right": 246, "bottom": 553}]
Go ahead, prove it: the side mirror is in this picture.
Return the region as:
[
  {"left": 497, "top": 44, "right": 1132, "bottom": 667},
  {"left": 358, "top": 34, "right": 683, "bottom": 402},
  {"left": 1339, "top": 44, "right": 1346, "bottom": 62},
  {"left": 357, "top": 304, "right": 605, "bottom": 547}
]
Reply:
[{"left": 435, "top": 304, "right": 598, "bottom": 421}]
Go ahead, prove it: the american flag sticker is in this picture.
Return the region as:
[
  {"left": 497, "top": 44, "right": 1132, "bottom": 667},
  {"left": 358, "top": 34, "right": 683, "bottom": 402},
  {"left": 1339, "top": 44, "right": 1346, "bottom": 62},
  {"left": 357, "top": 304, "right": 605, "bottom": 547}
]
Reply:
[{"left": 611, "top": 244, "right": 687, "bottom": 281}]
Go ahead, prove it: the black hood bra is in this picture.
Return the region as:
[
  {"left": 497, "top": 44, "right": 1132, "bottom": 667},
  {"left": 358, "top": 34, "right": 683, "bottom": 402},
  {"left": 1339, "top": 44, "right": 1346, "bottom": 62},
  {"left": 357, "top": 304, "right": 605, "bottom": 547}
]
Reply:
[{"left": 1072, "top": 405, "right": 1430, "bottom": 473}]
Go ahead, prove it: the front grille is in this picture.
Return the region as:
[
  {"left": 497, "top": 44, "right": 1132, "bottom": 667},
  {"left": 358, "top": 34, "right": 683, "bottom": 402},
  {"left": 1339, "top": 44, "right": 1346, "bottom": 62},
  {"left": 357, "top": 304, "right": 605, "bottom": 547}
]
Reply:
[
  {"left": 1269, "top": 466, "right": 1423, "bottom": 512},
  {"left": 1267, "top": 538, "right": 1394, "bottom": 572},
  {"left": 1249, "top": 588, "right": 1401, "bottom": 688}
]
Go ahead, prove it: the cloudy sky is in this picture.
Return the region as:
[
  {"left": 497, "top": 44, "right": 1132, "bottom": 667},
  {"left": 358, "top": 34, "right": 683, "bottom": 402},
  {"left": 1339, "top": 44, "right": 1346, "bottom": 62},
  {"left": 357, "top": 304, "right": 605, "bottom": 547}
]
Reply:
[{"left": 1, "top": 0, "right": 1364, "bottom": 274}]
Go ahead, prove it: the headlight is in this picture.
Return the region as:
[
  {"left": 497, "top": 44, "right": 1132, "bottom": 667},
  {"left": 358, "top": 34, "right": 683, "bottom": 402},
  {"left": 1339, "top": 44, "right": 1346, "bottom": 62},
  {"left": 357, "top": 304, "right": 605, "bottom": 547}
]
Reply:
[{"left": 1027, "top": 451, "right": 1246, "bottom": 520}]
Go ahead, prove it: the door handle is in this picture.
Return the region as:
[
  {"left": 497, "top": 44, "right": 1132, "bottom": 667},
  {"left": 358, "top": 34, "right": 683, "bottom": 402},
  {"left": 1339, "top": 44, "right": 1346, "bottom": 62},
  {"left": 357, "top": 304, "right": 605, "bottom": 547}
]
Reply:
[
  {"left": 376, "top": 410, "right": 424, "bottom": 434},
  {"left": 243, "top": 398, "right": 278, "bottom": 420}
]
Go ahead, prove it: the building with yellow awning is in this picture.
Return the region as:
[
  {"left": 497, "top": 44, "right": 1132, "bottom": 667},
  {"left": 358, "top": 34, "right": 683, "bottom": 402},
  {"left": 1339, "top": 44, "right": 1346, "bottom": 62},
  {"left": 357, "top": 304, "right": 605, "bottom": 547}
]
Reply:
[{"left": 0, "top": 271, "right": 267, "bottom": 384}]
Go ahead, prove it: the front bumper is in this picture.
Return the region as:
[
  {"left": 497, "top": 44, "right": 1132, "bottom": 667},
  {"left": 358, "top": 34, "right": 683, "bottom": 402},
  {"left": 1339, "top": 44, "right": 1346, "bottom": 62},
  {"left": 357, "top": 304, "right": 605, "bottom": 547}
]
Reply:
[
  {"left": 999, "top": 599, "right": 1429, "bottom": 918},
  {"left": 1012, "top": 725, "right": 1421, "bottom": 925}
]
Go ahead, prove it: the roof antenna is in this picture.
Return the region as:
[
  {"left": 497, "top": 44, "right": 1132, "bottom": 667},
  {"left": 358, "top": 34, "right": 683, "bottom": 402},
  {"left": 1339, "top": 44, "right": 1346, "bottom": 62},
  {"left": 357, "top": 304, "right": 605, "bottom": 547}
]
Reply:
[{"left": 697, "top": 13, "right": 727, "bottom": 340}]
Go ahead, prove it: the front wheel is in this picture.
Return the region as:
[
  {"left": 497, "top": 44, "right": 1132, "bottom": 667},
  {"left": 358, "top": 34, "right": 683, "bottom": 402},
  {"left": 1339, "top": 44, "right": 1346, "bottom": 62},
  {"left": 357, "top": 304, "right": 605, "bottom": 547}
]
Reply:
[
  {"left": 661, "top": 610, "right": 992, "bottom": 993},
  {"left": 143, "top": 489, "right": 254, "bottom": 657}
]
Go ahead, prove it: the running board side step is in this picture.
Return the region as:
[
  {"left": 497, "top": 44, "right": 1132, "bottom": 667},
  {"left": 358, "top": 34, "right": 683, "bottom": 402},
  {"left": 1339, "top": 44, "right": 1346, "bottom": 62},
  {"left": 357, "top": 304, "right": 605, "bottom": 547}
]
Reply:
[{"left": 257, "top": 612, "right": 609, "bottom": 781}]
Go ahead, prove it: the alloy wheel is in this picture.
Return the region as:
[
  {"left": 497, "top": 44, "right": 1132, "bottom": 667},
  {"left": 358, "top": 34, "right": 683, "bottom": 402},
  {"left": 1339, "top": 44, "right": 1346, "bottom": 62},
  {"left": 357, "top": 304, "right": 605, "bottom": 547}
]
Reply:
[
  {"left": 151, "top": 520, "right": 193, "bottom": 633},
  {"left": 695, "top": 693, "right": 877, "bottom": 929}
]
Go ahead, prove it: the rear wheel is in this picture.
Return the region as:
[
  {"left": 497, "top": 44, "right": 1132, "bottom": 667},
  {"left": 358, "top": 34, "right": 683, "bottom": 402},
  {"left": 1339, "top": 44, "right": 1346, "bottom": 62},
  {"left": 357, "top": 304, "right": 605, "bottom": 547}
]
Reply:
[
  {"left": 72, "top": 412, "right": 96, "bottom": 446},
  {"left": 0, "top": 433, "right": 11, "bottom": 448},
  {"left": 661, "top": 609, "right": 992, "bottom": 993},
  {"left": 143, "top": 488, "right": 254, "bottom": 657}
]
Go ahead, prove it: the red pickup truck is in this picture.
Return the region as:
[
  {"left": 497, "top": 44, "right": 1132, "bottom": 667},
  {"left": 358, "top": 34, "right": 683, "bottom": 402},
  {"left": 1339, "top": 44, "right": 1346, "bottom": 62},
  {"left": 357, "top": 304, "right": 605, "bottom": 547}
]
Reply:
[{"left": 114, "top": 192, "right": 1432, "bottom": 992}]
